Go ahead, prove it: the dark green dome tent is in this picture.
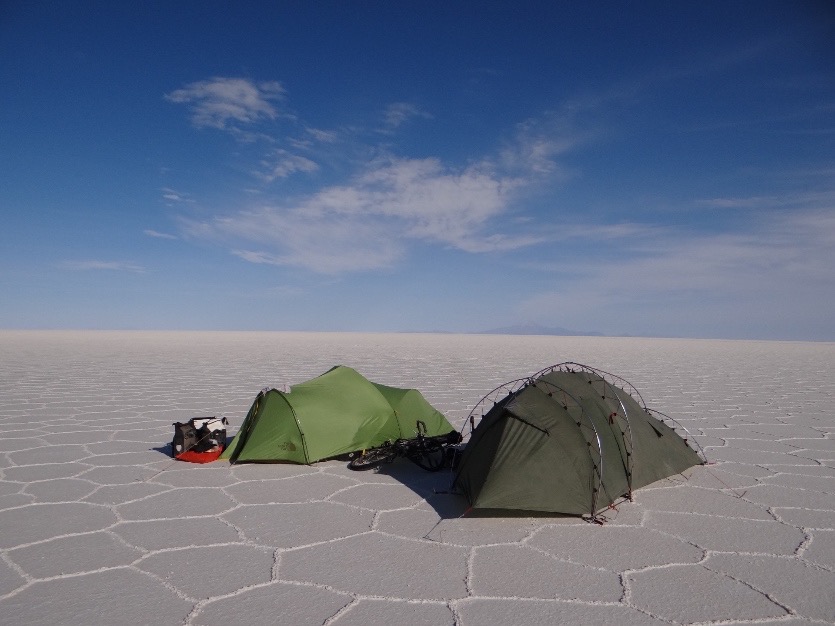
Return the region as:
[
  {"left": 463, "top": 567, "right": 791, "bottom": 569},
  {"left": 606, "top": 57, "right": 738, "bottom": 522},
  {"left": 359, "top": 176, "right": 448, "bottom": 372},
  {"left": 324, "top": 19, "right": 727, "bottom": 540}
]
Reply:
[
  {"left": 452, "top": 363, "right": 703, "bottom": 518},
  {"left": 220, "top": 365, "right": 454, "bottom": 464}
]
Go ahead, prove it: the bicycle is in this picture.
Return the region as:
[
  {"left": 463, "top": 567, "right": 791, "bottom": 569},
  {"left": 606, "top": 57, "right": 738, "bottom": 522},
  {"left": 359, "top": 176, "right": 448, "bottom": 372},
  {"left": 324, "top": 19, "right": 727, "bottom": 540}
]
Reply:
[{"left": 348, "top": 421, "right": 462, "bottom": 472}]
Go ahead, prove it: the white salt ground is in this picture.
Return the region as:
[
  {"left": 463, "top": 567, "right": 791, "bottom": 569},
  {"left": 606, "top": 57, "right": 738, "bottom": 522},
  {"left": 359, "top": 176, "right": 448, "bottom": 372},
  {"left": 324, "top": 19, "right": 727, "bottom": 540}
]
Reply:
[{"left": 0, "top": 330, "right": 833, "bottom": 625}]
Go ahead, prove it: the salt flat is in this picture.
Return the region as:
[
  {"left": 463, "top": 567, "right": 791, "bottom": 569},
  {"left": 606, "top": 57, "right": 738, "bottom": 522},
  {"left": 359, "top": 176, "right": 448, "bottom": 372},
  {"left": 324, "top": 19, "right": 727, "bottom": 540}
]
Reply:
[{"left": 0, "top": 330, "right": 833, "bottom": 625}]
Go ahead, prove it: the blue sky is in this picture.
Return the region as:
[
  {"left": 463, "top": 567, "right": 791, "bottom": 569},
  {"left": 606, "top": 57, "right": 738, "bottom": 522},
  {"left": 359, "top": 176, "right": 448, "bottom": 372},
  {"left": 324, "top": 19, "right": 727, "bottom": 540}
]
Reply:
[{"left": 2, "top": 2, "right": 834, "bottom": 340}]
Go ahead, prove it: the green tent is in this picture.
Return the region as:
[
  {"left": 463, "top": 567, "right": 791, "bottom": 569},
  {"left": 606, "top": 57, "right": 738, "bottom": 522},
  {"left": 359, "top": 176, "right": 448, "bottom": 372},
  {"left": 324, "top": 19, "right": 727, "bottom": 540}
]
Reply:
[
  {"left": 220, "top": 365, "right": 454, "bottom": 464},
  {"left": 453, "top": 363, "right": 703, "bottom": 517}
]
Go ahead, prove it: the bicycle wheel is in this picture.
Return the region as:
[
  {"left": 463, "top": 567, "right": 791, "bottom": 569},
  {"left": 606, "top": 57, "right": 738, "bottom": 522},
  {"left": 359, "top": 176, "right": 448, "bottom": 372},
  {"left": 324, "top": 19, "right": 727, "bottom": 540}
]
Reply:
[{"left": 348, "top": 447, "right": 396, "bottom": 471}]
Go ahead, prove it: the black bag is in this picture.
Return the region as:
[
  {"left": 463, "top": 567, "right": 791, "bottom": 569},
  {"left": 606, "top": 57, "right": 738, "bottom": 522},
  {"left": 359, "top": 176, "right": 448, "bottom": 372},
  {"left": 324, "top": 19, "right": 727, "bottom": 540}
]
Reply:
[{"left": 172, "top": 416, "right": 228, "bottom": 456}]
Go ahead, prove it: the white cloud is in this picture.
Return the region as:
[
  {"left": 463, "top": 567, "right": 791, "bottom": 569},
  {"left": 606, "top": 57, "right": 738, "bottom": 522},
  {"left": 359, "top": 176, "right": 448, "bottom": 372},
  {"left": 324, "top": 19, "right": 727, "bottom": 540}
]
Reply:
[
  {"left": 165, "top": 77, "right": 285, "bottom": 130},
  {"left": 698, "top": 189, "right": 835, "bottom": 212},
  {"left": 223, "top": 207, "right": 403, "bottom": 273},
  {"left": 381, "top": 102, "right": 433, "bottom": 132},
  {"left": 515, "top": 205, "right": 835, "bottom": 338},
  {"left": 143, "top": 229, "right": 178, "bottom": 240},
  {"left": 257, "top": 149, "right": 319, "bottom": 182},
  {"left": 161, "top": 187, "right": 194, "bottom": 203},
  {"left": 304, "top": 127, "right": 339, "bottom": 143},
  {"left": 499, "top": 112, "right": 592, "bottom": 179},
  {"left": 699, "top": 196, "right": 776, "bottom": 209},
  {"left": 63, "top": 261, "right": 146, "bottom": 273},
  {"left": 173, "top": 92, "right": 596, "bottom": 273},
  {"left": 184, "top": 154, "right": 544, "bottom": 273}
]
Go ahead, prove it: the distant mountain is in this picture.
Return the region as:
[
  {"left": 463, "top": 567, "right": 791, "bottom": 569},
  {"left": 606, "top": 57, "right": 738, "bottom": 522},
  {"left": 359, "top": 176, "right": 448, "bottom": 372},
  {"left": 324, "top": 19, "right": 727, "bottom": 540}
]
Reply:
[{"left": 479, "top": 323, "right": 605, "bottom": 337}]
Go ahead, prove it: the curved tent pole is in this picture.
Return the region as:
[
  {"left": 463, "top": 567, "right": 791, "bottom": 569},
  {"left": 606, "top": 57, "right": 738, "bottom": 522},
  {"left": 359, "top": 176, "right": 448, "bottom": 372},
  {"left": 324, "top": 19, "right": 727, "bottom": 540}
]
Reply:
[
  {"left": 602, "top": 381, "right": 636, "bottom": 498},
  {"left": 532, "top": 378, "right": 606, "bottom": 519},
  {"left": 274, "top": 389, "right": 311, "bottom": 464},
  {"left": 463, "top": 361, "right": 648, "bottom": 437},
  {"left": 551, "top": 361, "right": 706, "bottom": 466},
  {"left": 449, "top": 385, "right": 529, "bottom": 489},
  {"left": 464, "top": 369, "right": 620, "bottom": 519},
  {"left": 536, "top": 362, "right": 646, "bottom": 499},
  {"left": 228, "top": 389, "right": 266, "bottom": 464},
  {"left": 459, "top": 375, "right": 608, "bottom": 517},
  {"left": 460, "top": 376, "right": 531, "bottom": 440},
  {"left": 534, "top": 362, "right": 649, "bottom": 410},
  {"left": 451, "top": 378, "right": 531, "bottom": 485},
  {"left": 573, "top": 370, "right": 637, "bottom": 498},
  {"left": 648, "top": 408, "right": 708, "bottom": 463}
]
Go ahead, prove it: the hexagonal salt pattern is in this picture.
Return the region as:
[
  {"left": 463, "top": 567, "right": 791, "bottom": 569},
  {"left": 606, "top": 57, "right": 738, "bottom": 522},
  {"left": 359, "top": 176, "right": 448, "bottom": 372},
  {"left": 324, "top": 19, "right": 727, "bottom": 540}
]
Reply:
[{"left": 1, "top": 331, "right": 834, "bottom": 624}]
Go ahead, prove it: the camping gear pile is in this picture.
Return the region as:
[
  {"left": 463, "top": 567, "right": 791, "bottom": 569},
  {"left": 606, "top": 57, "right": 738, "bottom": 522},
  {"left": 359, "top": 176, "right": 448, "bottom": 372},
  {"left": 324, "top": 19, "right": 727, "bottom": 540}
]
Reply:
[
  {"left": 171, "top": 416, "right": 228, "bottom": 463},
  {"left": 170, "top": 362, "right": 703, "bottom": 518}
]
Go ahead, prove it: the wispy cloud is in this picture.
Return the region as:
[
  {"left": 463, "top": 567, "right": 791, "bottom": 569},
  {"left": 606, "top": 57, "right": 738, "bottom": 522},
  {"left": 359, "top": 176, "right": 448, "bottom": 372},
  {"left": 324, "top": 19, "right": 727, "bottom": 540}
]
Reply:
[
  {"left": 256, "top": 149, "right": 319, "bottom": 182},
  {"left": 380, "top": 102, "right": 433, "bottom": 133},
  {"left": 304, "top": 127, "right": 339, "bottom": 143},
  {"left": 165, "top": 77, "right": 285, "bottom": 130},
  {"left": 161, "top": 187, "right": 194, "bottom": 204},
  {"left": 63, "top": 260, "right": 146, "bottom": 273},
  {"left": 175, "top": 100, "right": 594, "bottom": 273},
  {"left": 516, "top": 203, "right": 835, "bottom": 337},
  {"left": 699, "top": 189, "right": 835, "bottom": 211},
  {"left": 183, "top": 154, "right": 544, "bottom": 273},
  {"left": 144, "top": 229, "right": 178, "bottom": 240},
  {"left": 699, "top": 196, "right": 778, "bottom": 209},
  {"left": 167, "top": 75, "right": 629, "bottom": 274},
  {"left": 500, "top": 108, "right": 597, "bottom": 178}
]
